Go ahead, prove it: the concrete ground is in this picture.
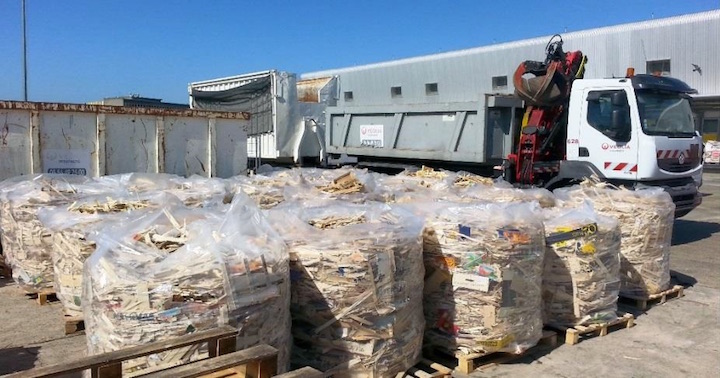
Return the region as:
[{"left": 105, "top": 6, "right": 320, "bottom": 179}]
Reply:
[{"left": 0, "top": 173, "right": 718, "bottom": 377}]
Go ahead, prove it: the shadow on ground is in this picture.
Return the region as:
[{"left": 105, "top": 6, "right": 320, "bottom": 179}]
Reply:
[
  {"left": 0, "top": 346, "right": 39, "bottom": 375},
  {"left": 672, "top": 219, "right": 720, "bottom": 246},
  {"left": 671, "top": 270, "right": 698, "bottom": 287}
]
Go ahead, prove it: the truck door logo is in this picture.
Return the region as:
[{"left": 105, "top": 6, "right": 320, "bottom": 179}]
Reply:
[{"left": 601, "top": 143, "right": 630, "bottom": 151}]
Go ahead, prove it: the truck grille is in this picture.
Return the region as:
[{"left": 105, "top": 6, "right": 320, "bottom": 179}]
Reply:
[{"left": 658, "top": 161, "right": 699, "bottom": 172}]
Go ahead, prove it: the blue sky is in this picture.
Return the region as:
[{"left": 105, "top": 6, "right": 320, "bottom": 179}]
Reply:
[{"left": 1, "top": 0, "right": 718, "bottom": 104}]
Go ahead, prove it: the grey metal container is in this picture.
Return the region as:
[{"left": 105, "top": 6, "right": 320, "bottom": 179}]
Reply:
[{"left": 0, "top": 101, "right": 249, "bottom": 180}]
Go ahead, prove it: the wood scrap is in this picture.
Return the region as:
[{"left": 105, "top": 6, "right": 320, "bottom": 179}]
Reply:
[
  {"left": 407, "top": 166, "right": 448, "bottom": 180},
  {"left": 84, "top": 204, "right": 291, "bottom": 375},
  {"left": 542, "top": 207, "right": 621, "bottom": 327},
  {"left": 45, "top": 198, "right": 153, "bottom": 316},
  {"left": 453, "top": 173, "right": 494, "bottom": 188},
  {"left": 555, "top": 178, "right": 674, "bottom": 296},
  {"left": 454, "top": 186, "right": 557, "bottom": 208},
  {"left": 270, "top": 203, "right": 425, "bottom": 377},
  {"left": 0, "top": 176, "right": 95, "bottom": 293},
  {"left": 417, "top": 203, "right": 545, "bottom": 356}
]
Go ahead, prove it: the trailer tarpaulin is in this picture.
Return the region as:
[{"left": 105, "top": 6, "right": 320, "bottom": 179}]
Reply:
[{"left": 191, "top": 75, "right": 273, "bottom": 135}]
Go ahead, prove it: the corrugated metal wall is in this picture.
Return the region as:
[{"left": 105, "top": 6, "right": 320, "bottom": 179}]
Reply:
[
  {"left": 0, "top": 102, "right": 250, "bottom": 180},
  {"left": 302, "top": 11, "right": 720, "bottom": 107}
]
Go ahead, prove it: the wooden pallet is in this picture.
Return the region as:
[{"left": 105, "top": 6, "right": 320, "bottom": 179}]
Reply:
[
  {"left": 4, "top": 325, "right": 243, "bottom": 378},
  {"left": 26, "top": 290, "right": 57, "bottom": 305},
  {"left": 64, "top": 314, "right": 85, "bottom": 335},
  {"left": 424, "top": 330, "right": 558, "bottom": 375},
  {"left": 274, "top": 366, "right": 323, "bottom": 378},
  {"left": 620, "top": 285, "right": 684, "bottom": 310},
  {"left": 547, "top": 312, "right": 635, "bottom": 346},
  {"left": 396, "top": 358, "right": 453, "bottom": 378}
]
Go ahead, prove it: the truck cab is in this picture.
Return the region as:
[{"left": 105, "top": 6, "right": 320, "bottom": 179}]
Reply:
[{"left": 561, "top": 74, "right": 703, "bottom": 217}]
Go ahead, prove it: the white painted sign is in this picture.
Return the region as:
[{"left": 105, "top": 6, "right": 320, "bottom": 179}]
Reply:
[
  {"left": 359, "top": 124, "right": 384, "bottom": 148},
  {"left": 452, "top": 272, "right": 490, "bottom": 292},
  {"left": 42, "top": 149, "right": 91, "bottom": 176}
]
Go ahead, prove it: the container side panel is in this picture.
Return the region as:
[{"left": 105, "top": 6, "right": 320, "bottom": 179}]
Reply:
[
  {"left": 215, "top": 119, "right": 248, "bottom": 178},
  {"left": 104, "top": 115, "right": 157, "bottom": 175},
  {"left": 395, "top": 113, "right": 458, "bottom": 151},
  {"left": 0, "top": 110, "right": 32, "bottom": 180},
  {"left": 163, "top": 117, "right": 210, "bottom": 177},
  {"left": 343, "top": 115, "right": 395, "bottom": 149},
  {"left": 455, "top": 112, "right": 481, "bottom": 154},
  {"left": 39, "top": 112, "right": 97, "bottom": 176}
]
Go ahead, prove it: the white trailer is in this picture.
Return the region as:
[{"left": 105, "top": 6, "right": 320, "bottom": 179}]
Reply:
[{"left": 188, "top": 70, "right": 336, "bottom": 167}]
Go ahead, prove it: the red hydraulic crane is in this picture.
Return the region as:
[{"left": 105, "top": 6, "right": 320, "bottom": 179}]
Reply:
[{"left": 507, "top": 35, "right": 588, "bottom": 185}]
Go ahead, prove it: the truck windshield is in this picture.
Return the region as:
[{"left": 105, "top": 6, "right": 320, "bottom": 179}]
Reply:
[{"left": 636, "top": 92, "right": 695, "bottom": 137}]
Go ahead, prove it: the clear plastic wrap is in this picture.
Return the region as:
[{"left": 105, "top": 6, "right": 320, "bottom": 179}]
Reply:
[
  {"left": 38, "top": 191, "right": 176, "bottom": 316},
  {"left": 454, "top": 184, "right": 557, "bottom": 208},
  {"left": 374, "top": 167, "right": 456, "bottom": 203},
  {"left": 166, "top": 175, "right": 230, "bottom": 208},
  {"left": 554, "top": 182, "right": 675, "bottom": 297},
  {"left": 100, "top": 173, "right": 229, "bottom": 208},
  {"left": 285, "top": 167, "right": 379, "bottom": 203},
  {"left": 542, "top": 205, "right": 621, "bottom": 326},
  {"left": 83, "top": 194, "right": 291, "bottom": 374},
  {"left": 406, "top": 202, "right": 545, "bottom": 355},
  {"left": 0, "top": 175, "right": 111, "bottom": 292},
  {"left": 227, "top": 170, "right": 304, "bottom": 209},
  {"left": 451, "top": 171, "right": 496, "bottom": 189},
  {"left": 267, "top": 201, "right": 425, "bottom": 377}
]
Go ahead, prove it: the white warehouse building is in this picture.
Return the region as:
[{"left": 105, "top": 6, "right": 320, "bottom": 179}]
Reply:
[
  {"left": 190, "top": 10, "right": 719, "bottom": 166},
  {"left": 302, "top": 10, "right": 720, "bottom": 145}
]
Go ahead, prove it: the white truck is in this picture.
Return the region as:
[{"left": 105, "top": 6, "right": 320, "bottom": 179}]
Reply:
[{"left": 189, "top": 39, "right": 704, "bottom": 217}]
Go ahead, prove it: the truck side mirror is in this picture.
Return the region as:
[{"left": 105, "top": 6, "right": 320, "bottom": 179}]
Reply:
[
  {"left": 611, "top": 108, "right": 631, "bottom": 142},
  {"left": 611, "top": 91, "right": 627, "bottom": 106}
]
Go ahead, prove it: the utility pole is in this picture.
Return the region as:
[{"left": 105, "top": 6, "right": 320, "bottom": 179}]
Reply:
[{"left": 22, "top": 0, "right": 28, "bottom": 101}]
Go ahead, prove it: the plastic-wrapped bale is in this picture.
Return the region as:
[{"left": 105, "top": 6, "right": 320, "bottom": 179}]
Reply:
[
  {"left": 416, "top": 202, "right": 545, "bottom": 355},
  {"left": 454, "top": 183, "right": 557, "bottom": 208},
  {"left": 0, "top": 175, "right": 107, "bottom": 293},
  {"left": 37, "top": 192, "right": 173, "bottom": 316},
  {"left": 227, "top": 170, "right": 304, "bottom": 209},
  {"left": 0, "top": 177, "right": 22, "bottom": 270},
  {"left": 166, "top": 175, "right": 230, "bottom": 207},
  {"left": 267, "top": 201, "right": 425, "bottom": 377},
  {"left": 554, "top": 182, "right": 675, "bottom": 297},
  {"left": 102, "top": 173, "right": 229, "bottom": 208},
  {"left": 451, "top": 171, "right": 495, "bottom": 189},
  {"left": 83, "top": 195, "right": 291, "bottom": 374},
  {"left": 286, "top": 167, "right": 379, "bottom": 203},
  {"left": 375, "top": 166, "right": 456, "bottom": 203},
  {"left": 542, "top": 205, "right": 621, "bottom": 326},
  {"left": 196, "top": 194, "right": 292, "bottom": 371}
]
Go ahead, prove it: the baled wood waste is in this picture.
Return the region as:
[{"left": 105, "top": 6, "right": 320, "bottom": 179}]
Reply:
[
  {"left": 83, "top": 195, "right": 291, "bottom": 374},
  {"left": 555, "top": 180, "right": 675, "bottom": 297},
  {"left": 542, "top": 206, "right": 621, "bottom": 326},
  {"left": 268, "top": 201, "right": 425, "bottom": 378},
  {"left": 413, "top": 202, "right": 546, "bottom": 355}
]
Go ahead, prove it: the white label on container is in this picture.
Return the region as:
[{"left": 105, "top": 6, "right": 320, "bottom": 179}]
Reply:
[
  {"left": 442, "top": 115, "right": 456, "bottom": 122},
  {"left": 452, "top": 273, "right": 490, "bottom": 292},
  {"left": 42, "top": 149, "right": 90, "bottom": 176},
  {"left": 359, "top": 124, "right": 384, "bottom": 148}
]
